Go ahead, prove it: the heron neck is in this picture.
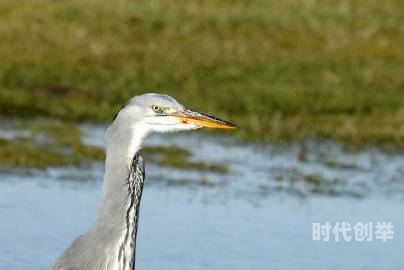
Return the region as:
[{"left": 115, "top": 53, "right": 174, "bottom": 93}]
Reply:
[
  {"left": 89, "top": 122, "right": 147, "bottom": 269},
  {"left": 106, "top": 121, "right": 149, "bottom": 162}
]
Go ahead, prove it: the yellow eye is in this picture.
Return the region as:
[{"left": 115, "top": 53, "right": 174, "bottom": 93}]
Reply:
[{"left": 152, "top": 105, "right": 162, "bottom": 113}]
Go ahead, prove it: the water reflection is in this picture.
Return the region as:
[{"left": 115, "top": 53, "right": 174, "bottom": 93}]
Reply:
[{"left": 0, "top": 126, "right": 403, "bottom": 269}]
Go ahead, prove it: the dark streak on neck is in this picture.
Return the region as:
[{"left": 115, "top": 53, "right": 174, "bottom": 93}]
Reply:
[{"left": 118, "top": 152, "right": 145, "bottom": 270}]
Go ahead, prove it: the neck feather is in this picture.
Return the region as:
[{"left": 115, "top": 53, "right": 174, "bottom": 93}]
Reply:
[
  {"left": 88, "top": 121, "right": 147, "bottom": 269},
  {"left": 106, "top": 122, "right": 149, "bottom": 162}
]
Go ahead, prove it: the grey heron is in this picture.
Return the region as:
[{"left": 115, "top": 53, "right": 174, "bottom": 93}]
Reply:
[{"left": 51, "top": 93, "right": 236, "bottom": 270}]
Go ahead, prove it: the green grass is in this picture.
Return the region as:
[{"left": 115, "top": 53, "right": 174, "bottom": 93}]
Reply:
[
  {"left": 1, "top": 0, "right": 404, "bottom": 148},
  {"left": 0, "top": 120, "right": 104, "bottom": 168}
]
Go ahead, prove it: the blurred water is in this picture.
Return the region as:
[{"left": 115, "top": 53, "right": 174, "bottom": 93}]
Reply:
[{"left": 0, "top": 126, "right": 403, "bottom": 269}]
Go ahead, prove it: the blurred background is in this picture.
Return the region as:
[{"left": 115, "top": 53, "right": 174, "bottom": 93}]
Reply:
[{"left": 0, "top": 0, "right": 403, "bottom": 269}]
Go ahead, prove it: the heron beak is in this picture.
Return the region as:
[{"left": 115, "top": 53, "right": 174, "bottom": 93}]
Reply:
[{"left": 170, "top": 108, "right": 236, "bottom": 129}]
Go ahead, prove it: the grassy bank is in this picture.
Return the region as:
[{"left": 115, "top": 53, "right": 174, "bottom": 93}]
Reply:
[
  {"left": 0, "top": 119, "right": 229, "bottom": 171},
  {"left": 1, "top": 0, "right": 404, "bottom": 149}
]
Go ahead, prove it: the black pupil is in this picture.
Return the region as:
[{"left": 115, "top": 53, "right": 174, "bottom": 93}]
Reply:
[{"left": 154, "top": 106, "right": 160, "bottom": 111}]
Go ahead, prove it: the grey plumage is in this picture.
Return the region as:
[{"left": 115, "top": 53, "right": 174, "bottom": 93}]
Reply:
[
  {"left": 52, "top": 154, "right": 144, "bottom": 270},
  {"left": 51, "top": 93, "right": 235, "bottom": 270}
]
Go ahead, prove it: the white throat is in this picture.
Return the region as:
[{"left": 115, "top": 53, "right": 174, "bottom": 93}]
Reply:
[{"left": 127, "top": 123, "right": 150, "bottom": 160}]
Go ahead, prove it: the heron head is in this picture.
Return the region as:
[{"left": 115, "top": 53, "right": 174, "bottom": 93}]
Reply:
[{"left": 114, "top": 93, "right": 236, "bottom": 133}]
